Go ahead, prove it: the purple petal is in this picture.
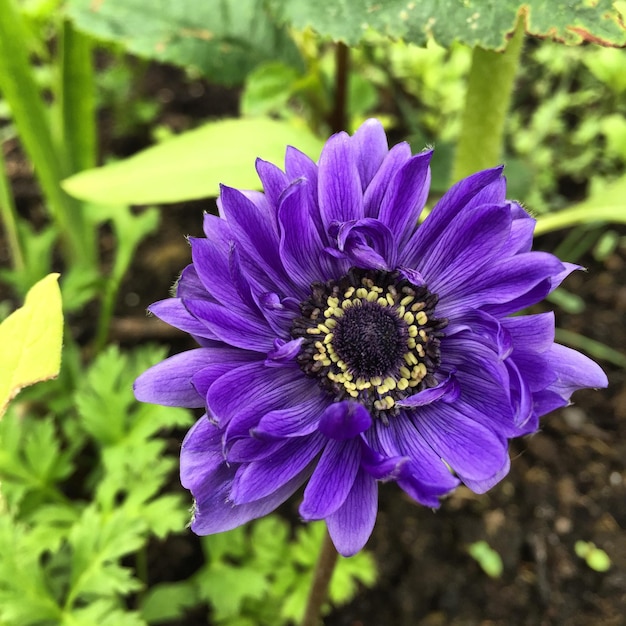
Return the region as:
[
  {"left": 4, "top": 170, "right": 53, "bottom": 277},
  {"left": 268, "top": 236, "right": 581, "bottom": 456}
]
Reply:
[
  {"left": 418, "top": 204, "right": 512, "bottom": 297},
  {"left": 401, "top": 166, "right": 505, "bottom": 267},
  {"left": 397, "top": 374, "right": 459, "bottom": 407},
  {"left": 300, "top": 438, "right": 361, "bottom": 519},
  {"left": 183, "top": 298, "right": 275, "bottom": 352},
  {"left": 255, "top": 157, "right": 289, "bottom": 216},
  {"left": 332, "top": 218, "right": 397, "bottom": 270},
  {"left": 230, "top": 433, "right": 323, "bottom": 504},
  {"left": 318, "top": 131, "right": 363, "bottom": 229},
  {"left": 462, "top": 453, "right": 511, "bottom": 494},
  {"left": 318, "top": 401, "right": 372, "bottom": 440},
  {"left": 326, "top": 469, "right": 378, "bottom": 556},
  {"left": 149, "top": 298, "right": 218, "bottom": 339},
  {"left": 378, "top": 150, "right": 432, "bottom": 246},
  {"left": 363, "top": 142, "right": 412, "bottom": 218},
  {"left": 134, "top": 349, "right": 209, "bottom": 407},
  {"left": 254, "top": 395, "right": 329, "bottom": 439},
  {"left": 352, "top": 118, "right": 388, "bottom": 190},
  {"left": 414, "top": 402, "right": 509, "bottom": 483},
  {"left": 544, "top": 343, "right": 608, "bottom": 397}
]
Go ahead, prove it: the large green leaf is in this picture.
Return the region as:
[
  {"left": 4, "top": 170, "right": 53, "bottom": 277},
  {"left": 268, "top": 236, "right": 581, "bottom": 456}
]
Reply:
[
  {"left": 267, "top": 0, "right": 626, "bottom": 49},
  {"left": 0, "top": 273, "right": 63, "bottom": 418},
  {"left": 65, "top": 0, "right": 302, "bottom": 84},
  {"left": 62, "top": 118, "right": 324, "bottom": 205}
]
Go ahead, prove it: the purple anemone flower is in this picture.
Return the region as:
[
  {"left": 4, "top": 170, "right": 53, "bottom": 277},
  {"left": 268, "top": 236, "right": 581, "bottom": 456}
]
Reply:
[{"left": 134, "top": 119, "right": 607, "bottom": 556}]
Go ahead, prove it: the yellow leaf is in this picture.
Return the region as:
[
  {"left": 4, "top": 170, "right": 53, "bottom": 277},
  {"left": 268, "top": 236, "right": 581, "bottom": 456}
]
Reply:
[{"left": 0, "top": 273, "right": 63, "bottom": 417}]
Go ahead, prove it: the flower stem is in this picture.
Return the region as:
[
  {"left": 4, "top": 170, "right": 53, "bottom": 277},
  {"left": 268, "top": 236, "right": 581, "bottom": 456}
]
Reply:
[
  {"left": 451, "top": 17, "right": 525, "bottom": 182},
  {"left": 301, "top": 526, "right": 339, "bottom": 626}
]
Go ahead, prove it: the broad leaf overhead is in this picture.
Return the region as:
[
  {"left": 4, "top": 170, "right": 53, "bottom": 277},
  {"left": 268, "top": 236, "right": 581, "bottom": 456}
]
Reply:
[
  {"left": 66, "top": 0, "right": 302, "bottom": 85},
  {"left": 267, "top": 0, "right": 626, "bottom": 49}
]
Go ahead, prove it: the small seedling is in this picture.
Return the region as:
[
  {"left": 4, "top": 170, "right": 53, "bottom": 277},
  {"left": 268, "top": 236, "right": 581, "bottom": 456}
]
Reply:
[
  {"left": 467, "top": 541, "right": 503, "bottom": 578},
  {"left": 574, "top": 541, "right": 611, "bottom": 572}
]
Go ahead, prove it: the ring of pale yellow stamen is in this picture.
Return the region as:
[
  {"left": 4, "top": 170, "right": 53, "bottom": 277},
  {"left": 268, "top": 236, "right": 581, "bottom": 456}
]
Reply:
[{"left": 305, "top": 276, "right": 430, "bottom": 412}]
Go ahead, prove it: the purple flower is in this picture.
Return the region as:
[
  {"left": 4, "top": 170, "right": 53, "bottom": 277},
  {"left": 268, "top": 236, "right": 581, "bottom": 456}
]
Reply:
[{"left": 134, "top": 120, "right": 607, "bottom": 556}]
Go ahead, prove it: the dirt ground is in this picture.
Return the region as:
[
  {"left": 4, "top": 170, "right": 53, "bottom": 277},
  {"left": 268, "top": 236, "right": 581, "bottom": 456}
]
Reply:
[{"left": 3, "top": 61, "right": 625, "bottom": 626}]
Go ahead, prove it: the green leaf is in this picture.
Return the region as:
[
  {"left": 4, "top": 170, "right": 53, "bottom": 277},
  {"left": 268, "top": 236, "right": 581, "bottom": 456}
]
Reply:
[
  {"left": 467, "top": 540, "right": 503, "bottom": 578},
  {"left": 66, "top": 0, "right": 301, "bottom": 85},
  {"left": 62, "top": 117, "right": 324, "bottom": 205},
  {"left": 63, "top": 600, "right": 146, "bottom": 626},
  {"left": 140, "top": 582, "right": 199, "bottom": 624},
  {"left": 534, "top": 173, "right": 626, "bottom": 235},
  {"left": 267, "top": 0, "right": 626, "bottom": 49},
  {"left": 0, "top": 273, "right": 63, "bottom": 417}
]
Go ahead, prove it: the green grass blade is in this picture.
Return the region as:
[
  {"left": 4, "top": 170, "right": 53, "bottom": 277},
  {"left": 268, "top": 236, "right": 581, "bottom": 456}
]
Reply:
[
  {"left": 0, "top": 143, "right": 25, "bottom": 270},
  {"left": 0, "top": 0, "right": 91, "bottom": 265},
  {"left": 59, "top": 19, "right": 97, "bottom": 173},
  {"left": 556, "top": 328, "right": 626, "bottom": 369}
]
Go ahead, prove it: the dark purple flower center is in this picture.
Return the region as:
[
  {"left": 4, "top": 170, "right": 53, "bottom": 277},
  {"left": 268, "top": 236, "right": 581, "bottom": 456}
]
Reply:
[{"left": 291, "top": 268, "right": 447, "bottom": 419}]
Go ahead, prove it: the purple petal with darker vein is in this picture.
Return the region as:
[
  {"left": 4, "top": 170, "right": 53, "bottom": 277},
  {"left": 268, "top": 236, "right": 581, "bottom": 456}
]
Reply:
[
  {"left": 318, "top": 131, "right": 363, "bottom": 229},
  {"left": 183, "top": 298, "right": 275, "bottom": 352},
  {"left": 352, "top": 118, "right": 388, "bottom": 190},
  {"left": 544, "top": 344, "right": 608, "bottom": 398},
  {"left": 230, "top": 433, "right": 323, "bottom": 504},
  {"left": 300, "top": 437, "right": 361, "bottom": 519},
  {"left": 256, "top": 157, "right": 289, "bottom": 218},
  {"left": 378, "top": 150, "right": 432, "bottom": 246},
  {"left": 462, "top": 453, "right": 511, "bottom": 494},
  {"left": 363, "top": 142, "right": 412, "bottom": 218},
  {"left": 414, "top": 402, "right": 508, "bottom": 483},
  {"left": 149, "top": 298, "right": 218, "bottom": 339},
  {"left": 401, "top": 166, "right": 505, "bottom": 266},
  {"left": 134, "top": 349, "right": 210, "bottom": 407},
  {"left": 254, "top": 394, "right": 328, "bottom": 439},
  {"left": 326, "top": 469, "right": 378, "bottom": 556},
  {"left": 333, "top": 218, "right": 397, "bottom": 270},
  {"left": 397, "top": 373, "right": 459, "bottom": 407},
  {"left": 318, "top": 401, "right": 372, "bottom": 440}
]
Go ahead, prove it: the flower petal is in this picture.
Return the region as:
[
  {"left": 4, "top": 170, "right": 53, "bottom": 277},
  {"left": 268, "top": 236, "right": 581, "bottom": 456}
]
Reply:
[
  {"left": 134, "top": 349, "right": 209, "bottom": 407},
  {"left": 300, "top": 438, "right": 361, "bottom": 519},
  {"left": 326, "top": 469, "right": 378, "bottom": 556},
  {"left": 352, "top": 118, "right": 388, "bottom": 190},
  {"left": 318, "top": 401, "right": 372, "bottom": 440}
]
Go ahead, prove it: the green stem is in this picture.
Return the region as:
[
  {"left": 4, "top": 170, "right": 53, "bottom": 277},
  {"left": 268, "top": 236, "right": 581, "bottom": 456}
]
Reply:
[
  {"left": 301, "top": 527, "right": 339, "bottom": 626},
  {"left": 534, "top": 205, "right": 626, "bottom": 236},
  {"left": 0, "top": 0, "right": 93, "bottom": 266},
  {"left": 451, "top": 18, "right": 525, "bottom": 182},
  {"left": 0, "top": 143, "right": 25, "bottom": 270}
]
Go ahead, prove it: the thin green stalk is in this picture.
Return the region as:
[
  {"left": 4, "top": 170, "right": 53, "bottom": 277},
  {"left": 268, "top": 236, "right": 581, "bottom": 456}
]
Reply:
[
  {"left": 534, "top": 205, "right": 626, "bottom": 236},
  {"left": 0, "top": 144, "right": 25, "bottom": 270},
  {"left": 555, "top": 328, "right": 626, "bottom": 369},
  {"left": 0, "top": 0, "right": 92, "bottom": 265},
  {"left": 59, "top": 19, "right": 97, "bottom": 174},
  {"left": 301, "top": 527, "right": 339, "bottom": 626},
  {"left": 452, "top": 18, "right": 525, "bottom": 182}
]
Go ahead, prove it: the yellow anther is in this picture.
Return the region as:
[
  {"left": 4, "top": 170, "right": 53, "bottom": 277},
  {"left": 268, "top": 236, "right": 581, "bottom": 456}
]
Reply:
[
  {"left": 327, "top": 296, "right": 339, "bottom": 308},
  {"left": 337, "top": 360, "right": 347, "bottom": 370},
  {"left": 377, "top": 297, "right": 388, "bottom": 307},
  {"left": 396, "top": 305, "right": 406, "bottom": 317},
  {"left": 366, "top": 290, "right": 378, "bottom": 302},
  {"left": 321, "top": 358, "right": 331, "bottom": 366},
  {"left": 333, "top": 308, "right": 344, "bottom": 318},
  {"left": 416, "top": 311, "right": 428, "bottom": 325},
  {"left": 407, "top": 338, "right": 417, "bottom": 349},
  {"left": 404, "top": 352, "right": 418, "bottom": 365},
  {"left": 397, "top": 378, "right": 409, "bottom": 391},
  {"left": 403, "top": 312, "right": 415, "bottom": 325},
  {"left": 370, "top": 376, "right": 382, "bottom": 387},
  {"left": 325, "top": 318, "right": 337, "bottom": 329},
  {"left": 386, "top": 293, "right": 395, "bottom": 306},
  {"left": 419, "top": 330, "right": 427, "bottom": 340},
  {"left": 376, "top": 384, "right": 389, "bottom": 395},
  {"left": 356, "top": 287, "right": 368, "bottom": 299},
  {"left": 416, "top": 344, "right": 425, "bottom": 357},
  {"left": 408, "top": 325, "right": 418, "bottom": 337},
  {"left": 374, "top": 400, "right": 384, "bottom": 410},
  {"left": 384, "top": 376, "right": 397, "bottom": 390},
  {"left": 348, "top": 390, "right": 359, "bottom": 398},
  {"left": 323, "top": 333, "right": 334, "bottom": 344},
  {"left": 306, "top": 327, "right": 321, "bottom": 334},
  {"left": 344, "top": 287, "right": 355, "bottom": 298},
  {"left": 408, "top": 379, "right": 420, "bottom": 387},
  {"left": 373, "top": 286, "right": 383, "bottom": 293},
  {"left": 411, "top": 301, "right": 425, "bottom": 312},
  {"left": 383, "top": 395, "right": 395, "bottom": 409},
  {"left": 401, "top": 295, "right": 414, "bottom": 307},
  {"left": 318, "top": 324, "right": 330, "bottom": 334},
  {"left": 399, "top": 366, "right": 411, "bottom": 378}
]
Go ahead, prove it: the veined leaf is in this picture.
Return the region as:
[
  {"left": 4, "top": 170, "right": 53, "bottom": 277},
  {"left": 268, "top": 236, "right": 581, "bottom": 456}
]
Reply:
[
  {"left": 0, "top": 273, "right": 63, "bottom": 417},
  {"left": 267, "top": 0, "right": 626, "bottom": 49},
  {"left": 62, "top": 118, "right": 324, "bottom": 205},
  {"left": 66, "top": 0, "right": 302, "bottom": 85}
]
